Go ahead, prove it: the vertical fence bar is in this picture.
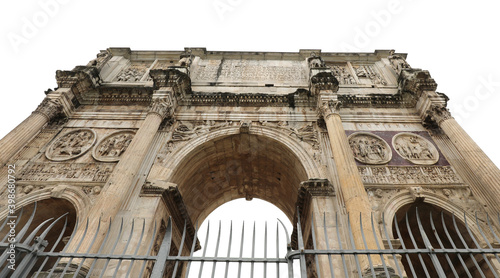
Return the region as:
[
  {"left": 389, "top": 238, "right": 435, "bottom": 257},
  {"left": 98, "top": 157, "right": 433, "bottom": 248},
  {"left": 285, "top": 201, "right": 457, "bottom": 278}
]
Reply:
[
  {"left": 86, "top": 218, "right": 114, "bottom": 277},
  {"left": 125, "top": 219, "right": 146, "bottom": 278},
  {"left": 66, "top": 218, "right": 94, "bottom": 277},
  {"left": 184, "top": 222, "right": 199, "bottom": 278},
  {"left": 310, "top": 213, "right": 321, "bottom": 278},
  {"left": 198, "top": 221, "right": 211, "bottom": 278},
  {"left": 223, "top": 221, "right": 233, "bottom": 278},
  {"left": 263, "top": 222, "right": 267, "bottom": 278},
  {"left": 405, "top": 211, "right": 431, "bottom": 277},
  {"left": 480, "top": 214, "right": 500, "bottom": 266},
  {"left": 210, "top": 221, "right": 222, "bottom": 278},
  {"left": 335, "top": 212, "right": 349, "bottom": 278},
  {"left": 463, "top": 213, "right": 498, "bottom": 277},
  {"left": 394, "top": 214, "right": 418, "bottom": 278},
  {"left": 415, "top": 208, "right": 446, "bottom": 278},
  {"left": 276, "top": 222, "right": 280, "bottom": 278},
  {"left": 99, "top": 218, "right": 125, "bottom": 277},
  {"left": 112, "top": 219, "right": 136, "bottom": 277},
  {"left": 237, "top": 221, "right": 245, "bottom": 278},
  {"left": 250, "top": 221, "right": 256, "bottom": 278},
  {"left": 428, "top": 211, "right": 459, "bottom": 278},
  {"left": 381, "top": 214, "right": 404, "bottom": 278},
  {"left": 359, "top": 213, "right": 375, "bottom": 278},
  {"left": 323, "top": 213, "right": 335, "bottom": 278},
  {"left": 138, "top": 221, "right": 158, "bottom": 278},
  {"left": 440, "top": 212, "right": 472, "bottom": 278},
  {"left": 151, "top": 217, "right": 173, "bottom": 278},
  {"left": 296, "top": 213, "right": 307, "bottom": 278},
  {"left": 171, "top": 221, "right": 187, "bottom": 278},
  {"left": 451, "top": 213, "right": 486, "bottom": 278},
  {"left": 346, "top": 213, "right": 363, "bottom": 278},
  {"left": 369, "top": 213, "right": 390, "bottom": 277}
]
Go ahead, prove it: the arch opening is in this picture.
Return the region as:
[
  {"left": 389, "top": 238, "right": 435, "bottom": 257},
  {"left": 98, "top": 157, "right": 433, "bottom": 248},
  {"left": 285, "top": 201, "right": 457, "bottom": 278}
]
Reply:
[
  {"left": 0, "top": 198, "right": 77, "bottom": 275},
  {"left": 393, "top": 202, "right": 494, "bottom": 278},
  {"left": 170, "top": 133, "right": 310, "bottom": 224}
]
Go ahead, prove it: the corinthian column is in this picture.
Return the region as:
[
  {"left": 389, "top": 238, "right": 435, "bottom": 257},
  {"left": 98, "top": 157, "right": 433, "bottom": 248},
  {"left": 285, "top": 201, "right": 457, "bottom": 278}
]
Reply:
[
  {"left": 66, "top": 97, "right": 173, "bottom": 258},
  {"left": 0, "top": 97, "right": 62, "bottom": 166},
  {"left": 427, "top": 104, "right": 500, "bottom": 215},
  {"left": 319, "top": 99, "right": 387, "bottom": 275}
]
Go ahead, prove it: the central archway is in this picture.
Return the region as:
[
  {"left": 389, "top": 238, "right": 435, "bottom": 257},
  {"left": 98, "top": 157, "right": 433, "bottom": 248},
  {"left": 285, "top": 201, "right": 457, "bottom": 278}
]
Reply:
[{"left": 169, "top": 132, "right": 310, "bottom": 224}]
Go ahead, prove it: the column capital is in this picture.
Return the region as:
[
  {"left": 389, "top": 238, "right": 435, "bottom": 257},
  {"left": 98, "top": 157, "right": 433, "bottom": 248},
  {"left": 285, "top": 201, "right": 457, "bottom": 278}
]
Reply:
[
  {"left": 425, "top": 104, "right": 453, "bottom": 126},
  {"left": 32, "top": 98, "right": 63, "bottom": 121},
  {"left": 319, "top": 100, "right": 342, "bottom": 119},
  {"left": 148, "top": 98, "right": 173, "bottom": 120}
]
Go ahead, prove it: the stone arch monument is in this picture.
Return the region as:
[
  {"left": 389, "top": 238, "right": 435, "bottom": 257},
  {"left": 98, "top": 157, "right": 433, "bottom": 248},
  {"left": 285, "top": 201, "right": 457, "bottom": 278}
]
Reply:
[{"left": 1, "top": 48, "right": 500, "bottom": 277}]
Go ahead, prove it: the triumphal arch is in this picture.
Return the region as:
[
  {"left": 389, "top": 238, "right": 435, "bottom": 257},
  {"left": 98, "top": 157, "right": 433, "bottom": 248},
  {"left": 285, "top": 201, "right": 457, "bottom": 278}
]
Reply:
[{"left": 1, "top": 48, "right": 500, "bottom": 277}]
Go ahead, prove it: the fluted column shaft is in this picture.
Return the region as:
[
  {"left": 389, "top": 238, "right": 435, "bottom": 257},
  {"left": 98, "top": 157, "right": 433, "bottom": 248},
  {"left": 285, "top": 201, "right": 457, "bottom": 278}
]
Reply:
[
  {"left": 320, "top": 100, "right": 385, "bottom": 271},
  {"left": 0, "top": 98, "right": 62, "bottom": 166},
  {"left": 429, "top": 105, "right": 500, "bottom": 215}
]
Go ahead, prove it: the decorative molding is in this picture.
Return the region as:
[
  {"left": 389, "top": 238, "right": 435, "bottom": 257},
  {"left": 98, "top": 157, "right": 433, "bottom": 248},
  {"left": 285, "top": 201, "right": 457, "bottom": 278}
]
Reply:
[
  {"left": 348, "top": 132, "right": 392, "bottom": 165},
  {"left": 399, "top": 69, "right": 437, "bottom": 96},
  {"left": 45, "top": 129, "right": 97, "bottom": 161},
  {"left": 392, "top": 132, "right": 439, "bottom": 165},
  {"left": 309, "top": 71, "right": 339, "bottom": 95},
  {"left": 338, "top": 92, "right": 417, "bottom": 108},
  {"left": 358, "top": 166, "right": 461, "bottom": 185},
  {"left": 148, "top": 98, "right": 173, "bottom": 119},
  {"left": 92, "top": 130, "right": 135, "bottom": 162}
]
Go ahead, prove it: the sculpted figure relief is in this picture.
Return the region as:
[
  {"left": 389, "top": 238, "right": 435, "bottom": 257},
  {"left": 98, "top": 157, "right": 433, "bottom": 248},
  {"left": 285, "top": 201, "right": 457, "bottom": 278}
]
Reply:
[
  {"left": 392, "top": 133, "right": 439, "bottom": 165},
  {"left": 353, "top": 65, "right": 387, "bottom": 85},
  {"left": 330, "top": 64, "right": 356, "bottom": 85},
  {"left": 93, "top": 131, "right": 135, "bottom": 162},
  {"left": 348, "top": 132, "right": 392, "bottom": 165},
  {"left": 46, "top": 129, "right": 96, "bottom": 161}
]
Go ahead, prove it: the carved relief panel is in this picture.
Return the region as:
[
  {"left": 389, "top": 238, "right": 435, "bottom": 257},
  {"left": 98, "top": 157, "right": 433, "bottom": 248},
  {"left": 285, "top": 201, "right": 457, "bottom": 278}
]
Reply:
[
  {"left": 348, "top": 132, "right": 392, "bottom": 165},
  {"left": 114, "top": 61, "right": 152, "bottom": 82},
  {"left": 392, "top": 133, "right": 439, "bottom": 165},
  {"left": 92, "top": 131, "right": 135, "bottom": 162},
  {"left": 326, "top": 63, "right": 356, "bottom": 85},
  {"left": 45, "top": 129, "right": 96, "bottom": 161},
  {"left": 352, "top": 64, "right": 387, "bottom": 85}
]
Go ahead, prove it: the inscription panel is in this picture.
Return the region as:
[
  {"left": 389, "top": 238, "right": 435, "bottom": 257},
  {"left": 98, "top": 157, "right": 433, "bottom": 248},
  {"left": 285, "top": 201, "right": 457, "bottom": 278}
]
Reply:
[{"left": 191, "top": 59, "right": 308, "bottom": 85}]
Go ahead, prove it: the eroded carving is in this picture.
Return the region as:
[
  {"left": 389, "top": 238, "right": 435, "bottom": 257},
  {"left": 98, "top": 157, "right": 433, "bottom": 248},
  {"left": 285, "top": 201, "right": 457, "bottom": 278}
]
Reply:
[
  {"left": 307, "top": 53, "right": 326, "bottom": 68},
  {"left": 392, "top": 133, "right": 439, "bottom": 165},
  {"left": 115, "top": 63, "right": 150, "bottom": 82},
  {"left": 329, "top": 64, "right": 356, "bottom": 85},
  {"left": 19, "top": 162, "right": 114, "bottom": 182},
  {"left": 353, "top": 65, "right": 387, "bottom": 85},
  {"left": 358, "top": 166, "right": 460, "bottom": 184},
  {"left": 34, "top": 98, "right": 63, "bottom": 120},
  {"left": 319, "top": 100, "right": 342, "bottom": 118},
  {"left": 87, "top": 50, "right": 112, "bottom": 69},
  {"left": 93, "top": 131, "right": 135, "bottom": 162},
  {"left": 289, "top": 123, "right": 319, "bottom": 150},
  {"left": 426, "top": 104, "right": 453, "bottom": 125},
  {"left": 388, "top": 50, "right": 410, "bottom": 74},
  {"left": 348, "top": 132, "right": 392, "bottom": 165},
  {"left": 46, "top": 129, "right": 96, "bottom": 161}
]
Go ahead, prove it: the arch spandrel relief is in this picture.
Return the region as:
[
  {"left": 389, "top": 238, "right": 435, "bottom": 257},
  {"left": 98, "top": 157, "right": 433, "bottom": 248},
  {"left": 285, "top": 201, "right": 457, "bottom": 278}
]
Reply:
[
  {"left": 92, "top": 130, "right": 135, "bottom": 162},
  {"left": 348, "top": 132, "right": 392, "bottom": 165},
  {"left": 392, "top": 132, "right": 439, "bottom": 165},
  {"left": 45, "top": 129, "right": 96, "bottom": 161}
]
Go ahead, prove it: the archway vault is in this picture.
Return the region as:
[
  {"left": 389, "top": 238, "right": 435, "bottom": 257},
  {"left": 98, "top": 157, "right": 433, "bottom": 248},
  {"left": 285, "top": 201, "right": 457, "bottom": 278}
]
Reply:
[{"left": 165, "top": 128, "right": 316, "bottom": 224}]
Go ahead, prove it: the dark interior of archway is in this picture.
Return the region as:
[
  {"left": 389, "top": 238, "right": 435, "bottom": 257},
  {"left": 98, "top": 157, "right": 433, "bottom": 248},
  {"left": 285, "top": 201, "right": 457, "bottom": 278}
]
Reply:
[
  {"left": 393, "top": 202, "right": 494, "bottom": 278},
  {"left": 0, "top": 198, "right": 77, "bottom": 274},
  {"left": 170, "top": 133, "right": 309, "bottom": 224}
]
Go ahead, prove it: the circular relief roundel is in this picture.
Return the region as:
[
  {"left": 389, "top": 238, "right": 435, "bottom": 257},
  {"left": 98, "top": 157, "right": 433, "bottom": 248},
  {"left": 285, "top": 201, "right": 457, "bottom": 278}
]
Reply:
[
  {"left": 347, "top": 132, "right": 392, "bottom": 165},
  {"left": 46, "top": 129, "right": 97, "bottom": 161},
  {"left": 92, "top": 131, "right": 135, "bottom": 162},
  {"left": 392, "top": 132, "right": 439, "bottom": 165}
]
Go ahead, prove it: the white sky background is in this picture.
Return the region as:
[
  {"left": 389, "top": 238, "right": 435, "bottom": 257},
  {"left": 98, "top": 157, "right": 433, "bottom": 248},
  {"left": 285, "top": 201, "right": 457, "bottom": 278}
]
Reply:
[{"left": 1, "top": 1, "right": 500, "bottom": 273}]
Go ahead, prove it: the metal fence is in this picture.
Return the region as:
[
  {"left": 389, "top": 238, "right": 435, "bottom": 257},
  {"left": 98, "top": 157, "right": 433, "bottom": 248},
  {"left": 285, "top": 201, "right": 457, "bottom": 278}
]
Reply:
[{"left": 1, "top": 203, "right": 500, "bottom": 277}]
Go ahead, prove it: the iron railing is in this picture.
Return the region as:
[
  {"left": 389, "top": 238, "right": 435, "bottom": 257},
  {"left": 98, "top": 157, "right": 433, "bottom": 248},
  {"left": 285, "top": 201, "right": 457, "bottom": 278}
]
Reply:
[{"left": 1, "top": 203, "right": 500, "bottom": 277}]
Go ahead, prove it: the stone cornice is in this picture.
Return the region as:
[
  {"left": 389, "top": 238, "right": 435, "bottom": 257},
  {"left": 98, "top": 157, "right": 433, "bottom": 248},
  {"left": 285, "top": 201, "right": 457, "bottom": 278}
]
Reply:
[
  {"left": 338, "top": 92, "right": 417, "bottom": 108},
  {"left": 149, "top": 68, "right": 192, "bottom": 95},
  {"left": 309, "top": 70, "right": 339, "bottom": 96},
  {"left": 398, "top": 69, "right": 438, "bottom": 96}
]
